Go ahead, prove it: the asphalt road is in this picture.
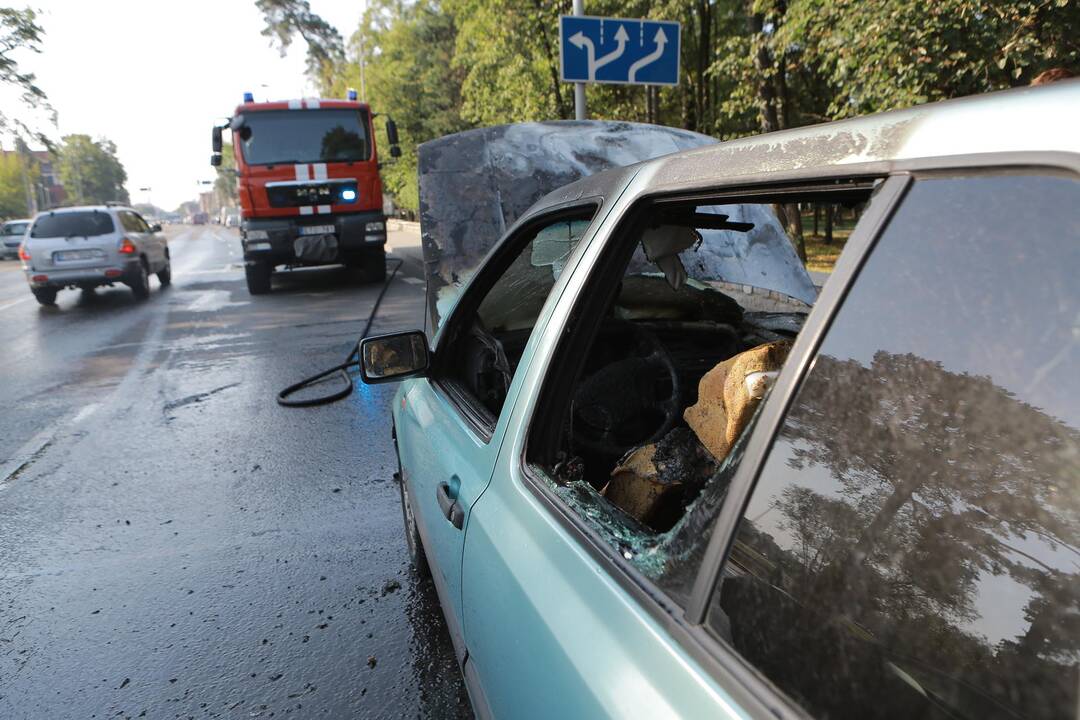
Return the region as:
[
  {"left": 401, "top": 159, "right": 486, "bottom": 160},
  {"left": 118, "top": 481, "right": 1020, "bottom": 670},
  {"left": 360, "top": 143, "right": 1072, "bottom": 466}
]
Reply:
[{"left": 0, "top": 225, "right": 470, "bottom": 719}]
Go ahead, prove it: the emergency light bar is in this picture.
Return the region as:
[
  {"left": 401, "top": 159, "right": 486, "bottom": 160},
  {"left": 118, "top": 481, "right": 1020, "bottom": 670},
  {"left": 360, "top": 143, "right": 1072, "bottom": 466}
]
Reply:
[
  {"left": 347, "top": 89, "right": 358, "bottom": 101},
  {"left": 243, "top": 91, "right": 254, "bottom": 103}
]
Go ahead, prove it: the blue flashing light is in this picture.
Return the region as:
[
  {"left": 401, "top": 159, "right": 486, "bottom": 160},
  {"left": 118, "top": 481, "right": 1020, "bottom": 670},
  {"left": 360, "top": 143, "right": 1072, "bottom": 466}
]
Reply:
[
  {"left": 347, "top": 88, "right": 358, "bottom": 101},
  {"left": 243, "top": 91, "right": 254, "bottom": 103},
  {"left": 340, "top": 188, "right": 358, "bottom": 202}
]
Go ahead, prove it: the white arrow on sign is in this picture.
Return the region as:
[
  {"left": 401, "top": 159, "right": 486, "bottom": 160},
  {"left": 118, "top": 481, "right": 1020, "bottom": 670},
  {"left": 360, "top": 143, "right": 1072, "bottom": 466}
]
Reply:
[
  {"left": 592, "top": 26, "right": 629, "bottom": 76},
  {"left": 628, "top": 27, "right": 668, "bottom": 83},
  {"left": 571, "top": 26, "right": 629, "bottom": 81}
]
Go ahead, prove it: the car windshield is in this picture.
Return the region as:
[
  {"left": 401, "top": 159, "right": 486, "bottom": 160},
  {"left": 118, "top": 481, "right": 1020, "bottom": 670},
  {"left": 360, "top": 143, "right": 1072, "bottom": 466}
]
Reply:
[
  {"left": 237, "top": 109, "right": 371, "bottom": 165},
  {"left": 30, "top": 211, "right": 115, "bottom": 238},
  {"left": 3, "top": 222, "right": 28, "bottom": 235}
]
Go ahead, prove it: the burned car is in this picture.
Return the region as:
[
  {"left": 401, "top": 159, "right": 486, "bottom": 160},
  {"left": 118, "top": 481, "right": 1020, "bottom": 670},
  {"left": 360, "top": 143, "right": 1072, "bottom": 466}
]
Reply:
[{"left": 361, "top": 83, "right": 1080, "bottom": 719}]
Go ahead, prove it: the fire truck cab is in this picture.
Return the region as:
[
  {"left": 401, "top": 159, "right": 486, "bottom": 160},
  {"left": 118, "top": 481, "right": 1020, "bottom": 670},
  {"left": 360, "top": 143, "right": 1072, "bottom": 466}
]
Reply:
[{"left": 212, "top": 91, "right": 400, "bottom": 294}]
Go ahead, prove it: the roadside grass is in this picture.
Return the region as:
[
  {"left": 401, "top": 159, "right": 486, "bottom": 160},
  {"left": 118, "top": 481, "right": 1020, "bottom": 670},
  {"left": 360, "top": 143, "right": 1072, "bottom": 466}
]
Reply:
[{"left": 800, "top": 208, "right": 857, "bottom": 274}]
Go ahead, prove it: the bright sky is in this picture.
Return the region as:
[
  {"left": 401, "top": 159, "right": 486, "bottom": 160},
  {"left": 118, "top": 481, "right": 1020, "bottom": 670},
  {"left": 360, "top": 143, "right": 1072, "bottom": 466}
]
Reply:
[{"left": 3, "top": 0, "right": 363, "bottom": 211}]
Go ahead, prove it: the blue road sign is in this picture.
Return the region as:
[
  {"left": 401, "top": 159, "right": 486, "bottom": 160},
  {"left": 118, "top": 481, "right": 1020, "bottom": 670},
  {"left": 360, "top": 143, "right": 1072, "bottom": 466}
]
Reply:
[{"left": 560, "top": 15, "right": 680, "bottom": 86}]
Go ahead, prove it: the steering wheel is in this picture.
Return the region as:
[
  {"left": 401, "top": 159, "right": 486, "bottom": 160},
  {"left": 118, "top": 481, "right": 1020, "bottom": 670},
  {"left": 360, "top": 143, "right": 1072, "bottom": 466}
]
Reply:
[{"left": 572, "top": 321, "right": 682, "bottom": 459}]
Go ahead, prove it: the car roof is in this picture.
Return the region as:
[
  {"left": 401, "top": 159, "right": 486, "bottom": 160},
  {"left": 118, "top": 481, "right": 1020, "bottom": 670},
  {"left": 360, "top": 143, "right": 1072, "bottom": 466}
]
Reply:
[
  {"left": 3, "top": 218, "right": 32, "bottom": 224},
  {"left": 35, "top": 205, "right": 131, "bottom": 217},
  {"left": 525, "top": 80, "right": 1080, "bottom": 218}
]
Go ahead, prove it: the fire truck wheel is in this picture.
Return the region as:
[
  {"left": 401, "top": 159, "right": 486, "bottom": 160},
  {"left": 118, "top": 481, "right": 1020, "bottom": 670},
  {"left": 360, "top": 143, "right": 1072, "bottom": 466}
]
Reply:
[
  {"left": 354, "top": 248, "right": 386, "bottom": 283},
  {"left": 245, "top": 261, "right": 273, "bottom": 295}
]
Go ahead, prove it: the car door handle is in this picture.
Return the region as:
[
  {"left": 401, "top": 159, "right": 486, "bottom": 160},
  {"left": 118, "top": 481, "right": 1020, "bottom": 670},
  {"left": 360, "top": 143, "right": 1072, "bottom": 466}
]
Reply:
[{"left": 436, "top": 481, "right": 464, "bottom": 530}]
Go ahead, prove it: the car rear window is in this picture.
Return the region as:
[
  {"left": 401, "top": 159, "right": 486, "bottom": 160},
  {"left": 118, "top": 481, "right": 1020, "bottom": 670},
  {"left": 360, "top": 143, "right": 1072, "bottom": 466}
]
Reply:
[
  {"left": 31, "top": 212, "right": 115, "bottom": 238},
  {"left": 3, "top": 222, "right": 28, "bottom": 235}
]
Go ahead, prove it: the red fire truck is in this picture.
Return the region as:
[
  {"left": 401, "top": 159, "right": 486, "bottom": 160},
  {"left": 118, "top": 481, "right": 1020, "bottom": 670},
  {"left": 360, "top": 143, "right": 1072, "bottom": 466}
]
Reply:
[{"left": 211, "top": 91, "right": 400, "bottom": 294}]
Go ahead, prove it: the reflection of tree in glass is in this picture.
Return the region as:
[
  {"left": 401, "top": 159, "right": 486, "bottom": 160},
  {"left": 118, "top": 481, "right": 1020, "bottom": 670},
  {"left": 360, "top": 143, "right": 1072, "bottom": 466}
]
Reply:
[
  {"left": 320, "top": 125, "right": 365, "bottom": 161},
  {"left": 728, "top": 350, "right": 1078, "bottom": 719}
]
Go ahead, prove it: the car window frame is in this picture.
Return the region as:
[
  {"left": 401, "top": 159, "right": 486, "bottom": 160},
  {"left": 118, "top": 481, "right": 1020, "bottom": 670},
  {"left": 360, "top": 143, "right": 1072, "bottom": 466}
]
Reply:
[{"left": 429, "top": 200, "right": 603, "bottom": 443}]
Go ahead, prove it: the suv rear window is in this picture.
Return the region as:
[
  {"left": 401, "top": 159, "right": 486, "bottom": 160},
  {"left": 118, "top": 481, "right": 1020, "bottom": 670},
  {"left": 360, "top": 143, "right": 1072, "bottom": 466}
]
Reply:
[
  {"left": 2, "top": 222, "right": 28, "bottom": 235},
  {"left": 31, "top": 212, "right": 115, "bottom": 238}
]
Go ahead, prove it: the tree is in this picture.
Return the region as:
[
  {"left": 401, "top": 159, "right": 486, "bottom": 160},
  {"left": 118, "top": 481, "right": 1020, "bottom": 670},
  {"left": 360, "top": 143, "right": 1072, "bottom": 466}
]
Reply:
[
  {"left": 256, "top": 0, "right": 344, "bottom": 84},
  {"left": 213, "top": 142, "right": 237, "bottom": 207},
  {"left": 0, "top": 149, "right": 37, "bottom": 217},
  {"left": 54, "top": 134, "right": 129, "bottom": 205},
  {"left": 0, "top": 7, "right": 52, "bottom": 146}
]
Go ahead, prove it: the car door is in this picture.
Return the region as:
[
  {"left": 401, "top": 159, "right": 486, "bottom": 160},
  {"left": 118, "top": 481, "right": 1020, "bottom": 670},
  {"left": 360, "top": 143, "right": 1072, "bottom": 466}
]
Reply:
[
  {"left": 393, "top": 207, "right": 599, "bottom": 659},
  {"left": 456, "top": 176, "right": 907, "bottom": 718}
]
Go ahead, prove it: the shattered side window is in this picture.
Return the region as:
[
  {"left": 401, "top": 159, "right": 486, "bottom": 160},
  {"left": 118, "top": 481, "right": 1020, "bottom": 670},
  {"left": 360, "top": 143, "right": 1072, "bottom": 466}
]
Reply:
[{"left": 526, "top": 190, "right": 886, "bottom": 608}]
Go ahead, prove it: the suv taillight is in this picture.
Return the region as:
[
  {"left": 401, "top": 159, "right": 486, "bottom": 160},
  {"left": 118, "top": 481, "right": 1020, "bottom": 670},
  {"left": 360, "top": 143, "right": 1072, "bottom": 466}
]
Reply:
[
  {"left": 17, "top": 243, "right": 30, "bottom": 261},
  {"left": 118, "top": 237, "right": 137, "bottom": 255}
]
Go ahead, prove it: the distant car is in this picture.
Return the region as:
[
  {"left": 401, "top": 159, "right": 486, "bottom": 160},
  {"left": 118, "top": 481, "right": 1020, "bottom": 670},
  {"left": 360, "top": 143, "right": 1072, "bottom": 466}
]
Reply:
[
  {"left": 1, "top": 218, "right": 31, "bottom": 259},
  {"left": 360, "top": 83, "right": 1079, "bottom": 719},
  {"left": 192, "top": 212, "right": 208, "bottom": 225},
  {"left": 20, "top": 205, "right": 171, "bottom": 305}
]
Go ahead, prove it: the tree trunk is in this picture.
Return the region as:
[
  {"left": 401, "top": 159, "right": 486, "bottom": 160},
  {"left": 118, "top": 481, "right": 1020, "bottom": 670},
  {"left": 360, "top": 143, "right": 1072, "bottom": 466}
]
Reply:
[
  {"left": 748, "top": 10, "right": 780, "bottom": 134},
  {"left": 813, "top": 204, "right": 820, "bottom": 235},
  {"left": 824, "top": 205, "right": 834, "bottom": 245},
  {"left": 787, "top": 202, "right": 805, "bottom": 263}
]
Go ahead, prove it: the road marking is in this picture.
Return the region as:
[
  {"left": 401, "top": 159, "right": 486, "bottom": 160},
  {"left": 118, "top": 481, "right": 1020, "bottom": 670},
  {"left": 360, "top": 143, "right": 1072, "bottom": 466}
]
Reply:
[
  {"left": 0, "top": 427, "right": 56, "bottom": 490},
  {"left": 0, "top": 295, "right": 30, "bottom": 312},
  {"left": 401, "top": 277, "right": 424, "bottom": 285},
  {"left": 71, "top": 403, "right": 100, "bottom": 424}
]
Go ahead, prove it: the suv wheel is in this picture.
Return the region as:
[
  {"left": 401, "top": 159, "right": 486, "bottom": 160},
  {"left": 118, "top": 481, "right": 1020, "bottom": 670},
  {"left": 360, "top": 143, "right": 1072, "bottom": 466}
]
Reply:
[
  {"left": 31, "top": 287, "right": 57, "bottom": 306},
  {"left": 245, "top": 260, "right": 272, "bottom": 295},
  {"left": 128, "top": 260, "right": 150, "bottom": 300},
  {"left": 398, "top": 470, "right": 430, "bottom": 577},
  {"left": 157, "top": 260, "right": 172, "bottom": 287}
]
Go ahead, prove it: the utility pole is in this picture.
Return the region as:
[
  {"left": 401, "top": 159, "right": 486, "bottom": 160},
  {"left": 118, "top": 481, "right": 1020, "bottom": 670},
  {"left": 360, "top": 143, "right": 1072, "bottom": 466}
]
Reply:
[{"left": 573, "top": 0, "right": 586, "bottom": 119}]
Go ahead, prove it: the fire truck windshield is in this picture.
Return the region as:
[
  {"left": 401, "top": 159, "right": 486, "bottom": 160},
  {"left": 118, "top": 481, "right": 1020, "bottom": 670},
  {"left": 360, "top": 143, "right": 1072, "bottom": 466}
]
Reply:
[{"left": 237, "top": 109, "right": 371, "bottom": 165}]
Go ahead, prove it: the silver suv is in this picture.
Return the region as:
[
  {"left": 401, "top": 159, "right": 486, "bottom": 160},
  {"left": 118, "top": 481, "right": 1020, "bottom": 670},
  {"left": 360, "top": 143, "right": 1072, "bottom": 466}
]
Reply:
[{"left": 21, "top": 205, "right": 171, "bottom": 306}]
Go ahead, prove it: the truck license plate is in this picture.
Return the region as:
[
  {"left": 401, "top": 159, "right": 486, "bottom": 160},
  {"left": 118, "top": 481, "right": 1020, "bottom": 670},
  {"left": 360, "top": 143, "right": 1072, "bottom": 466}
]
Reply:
[{"left": 299, "top": 225, "right": 335, "bottom": 236}]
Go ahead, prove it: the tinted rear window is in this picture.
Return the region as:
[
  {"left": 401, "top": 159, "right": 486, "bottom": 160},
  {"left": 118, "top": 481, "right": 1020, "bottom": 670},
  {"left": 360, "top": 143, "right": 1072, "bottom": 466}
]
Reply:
[
  {"left": 31, "top": 212, "right": 115, "bottom": 238},
  {"left": 2, "top": 222, "right": 28, "bottom": 236}
]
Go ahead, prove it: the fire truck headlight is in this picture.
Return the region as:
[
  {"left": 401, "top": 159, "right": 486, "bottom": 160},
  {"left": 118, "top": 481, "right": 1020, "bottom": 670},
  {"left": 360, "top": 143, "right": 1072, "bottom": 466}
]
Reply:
[
  {"left": 245, "top": 230, "right": 269, "bottom": 240},
  {"left": 365, "top": 221, "right": 385, "bottom": 234},
  {"left": 340, "top": 188, "right": 358, "bottom": 202}
]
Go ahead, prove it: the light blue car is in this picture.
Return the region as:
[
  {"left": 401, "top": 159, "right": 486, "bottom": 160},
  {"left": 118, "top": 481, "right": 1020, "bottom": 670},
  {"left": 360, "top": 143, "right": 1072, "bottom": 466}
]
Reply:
[{"left": 361, "top": 83, "right": 1080, "bottom": 719}]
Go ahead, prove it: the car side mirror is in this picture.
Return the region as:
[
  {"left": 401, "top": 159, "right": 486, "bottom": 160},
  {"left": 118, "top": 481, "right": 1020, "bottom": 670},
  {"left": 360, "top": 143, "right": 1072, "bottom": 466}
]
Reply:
[
  {"left": 210, "top": 153, "right": 222, "bottom": 167},
  {"left": 212, "top": 125, "right": 223, "bottom": 153},
  {"left": 359, "top": 330, "right": 430, "bottom": 384},
  {"left": 150, "top": 224, "right": 162, "bottom": 233},
  {"left": 390, "top": 145, "right": 401, "bottom": 158}
]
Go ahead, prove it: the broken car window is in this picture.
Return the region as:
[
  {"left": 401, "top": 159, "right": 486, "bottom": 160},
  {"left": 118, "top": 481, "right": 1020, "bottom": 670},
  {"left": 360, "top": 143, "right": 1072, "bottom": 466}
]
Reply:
[{"left": 527, "top": 193, "right": 872, "bottom": 607}]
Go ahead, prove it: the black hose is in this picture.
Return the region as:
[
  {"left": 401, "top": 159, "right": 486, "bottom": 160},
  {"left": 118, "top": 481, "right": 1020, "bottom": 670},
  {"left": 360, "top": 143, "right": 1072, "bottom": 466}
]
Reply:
[{"left": 277, "top": 258, "right": 404, "bottom": 407}]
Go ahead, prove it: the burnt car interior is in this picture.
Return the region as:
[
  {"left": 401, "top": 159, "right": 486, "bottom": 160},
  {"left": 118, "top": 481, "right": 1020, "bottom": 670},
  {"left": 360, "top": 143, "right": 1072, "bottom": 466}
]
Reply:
[{"left": 521, "top": 188, "right": 871, "bottom": 548}]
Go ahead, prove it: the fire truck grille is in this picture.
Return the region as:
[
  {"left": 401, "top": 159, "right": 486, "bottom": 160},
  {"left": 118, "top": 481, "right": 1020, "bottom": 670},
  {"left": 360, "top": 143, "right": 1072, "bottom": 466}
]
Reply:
[{"left": 266, "top": 182, "right": 356, "bottom": 208}]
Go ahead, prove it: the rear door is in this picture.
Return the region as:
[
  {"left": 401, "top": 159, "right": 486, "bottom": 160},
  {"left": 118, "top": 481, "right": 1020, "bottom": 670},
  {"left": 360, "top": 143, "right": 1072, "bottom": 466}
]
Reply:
[{"left": 27, "top": 211, "right": 117, "bottom": 271}]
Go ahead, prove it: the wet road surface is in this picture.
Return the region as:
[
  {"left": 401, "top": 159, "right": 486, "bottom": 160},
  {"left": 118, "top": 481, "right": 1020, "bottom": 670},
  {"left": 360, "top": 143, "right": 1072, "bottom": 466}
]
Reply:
[{"left": 0, "top": 225, "right": 470, "bottom": 718}]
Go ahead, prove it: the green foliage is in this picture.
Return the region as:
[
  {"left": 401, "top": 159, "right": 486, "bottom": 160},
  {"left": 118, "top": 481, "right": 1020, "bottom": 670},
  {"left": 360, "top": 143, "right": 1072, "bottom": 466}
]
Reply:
[
  {"left": 256, "top": 0, "right": 344, "bottom": 81},
  {"left": 277, "top": 0, "right": 1078, "bottom": 212},
  {"left": 214, "top": 142, "right": 237, "bottom": 206},
  {"left": 0, "top": 150, "right": 37, "bottom": 217},
  {"left": 54, "top": 134, "right": 129, "bottom": 206},
  {"left": 0, "top": 6, "right": 52, "bottom": 146}
]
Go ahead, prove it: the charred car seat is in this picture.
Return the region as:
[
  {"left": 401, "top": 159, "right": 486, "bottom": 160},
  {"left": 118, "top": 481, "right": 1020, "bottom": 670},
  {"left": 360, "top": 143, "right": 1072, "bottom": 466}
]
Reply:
[{"left": 604, "top": 340, "right": 792, "bottom": 529}]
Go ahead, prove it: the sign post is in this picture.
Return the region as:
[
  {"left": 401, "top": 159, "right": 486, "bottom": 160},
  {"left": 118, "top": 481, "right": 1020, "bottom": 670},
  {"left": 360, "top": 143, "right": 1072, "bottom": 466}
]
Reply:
[
  {"left": 560, "top": 15, "right": 681, "bottom": 98},
  {"left": 572, "top": 0, "right": 586, "bottom": 120}
]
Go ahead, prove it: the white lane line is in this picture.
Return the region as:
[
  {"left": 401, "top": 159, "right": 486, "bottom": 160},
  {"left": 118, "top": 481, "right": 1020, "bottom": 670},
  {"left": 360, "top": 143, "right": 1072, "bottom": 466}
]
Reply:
[
  {"left": 71, "top": 403, "right": 100, "bottom": 424},
  {"left": 401, "top": 277, "right": 424, "bottom": 285},
  {"left": 0, "top": 296, "right": 30, "bottom": 312}
]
